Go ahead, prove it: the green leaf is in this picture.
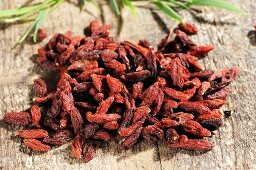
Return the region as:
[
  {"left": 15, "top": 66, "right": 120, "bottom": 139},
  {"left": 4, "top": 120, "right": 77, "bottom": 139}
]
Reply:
[
  {"left": 14, "top": 0, "right": 64, "bottom": 44},
  {"left": 154, "top": 1, "right": 183, "bottom": 22},
  {"left": 187, "top": 0, "right": 245, "bottom": 14},
  {"left": 121, "top": 0, "right": 137, "bottom": 15},
  {"left": 110, "top": 0, "right": 120, "bottom": 15},
  {"left": 0, "top": 12, "right": 35, "bottom": 23},
  {"left": 33, "top": 8, "right": 48, "bottom": 43},
  {"left": 165, "top": 0, "right": 189, "bottom": 9},
  {"left": 18, "top": 18, "right": 39, "bottom": 44},
  {"left": 79, "top": 0, "right": 85, "bottom": 10},
  {"left": 0, "top": 6, "right": 39, "bottom": 18},
  {"left": 0, "top": 0, "right": 54, "bottom": 18}
]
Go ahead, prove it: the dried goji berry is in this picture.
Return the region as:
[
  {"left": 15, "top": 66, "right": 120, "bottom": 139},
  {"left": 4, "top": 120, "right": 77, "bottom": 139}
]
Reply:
[
  {"left": 119, "top": 121, "right": 142, "bottom": 137},
  {"left": 86, "top": 111, "right": 121, "bottom": 124},
  {"left": 72, "top": 135, "right": 82, "bottom": 159},
  {"left": 37, "top": 28, "right": 47, "bottom": 42},
  {"left": 178, "top": 23, "right": 198, "bottom": 35},
  {"left": 17, "top": 129, "right": 48, "bottom": 139},
  {"left": 23, "top": 139, "right": 51, "bottom": 152},
  {"left": 83, "top": 142, "right": 96, "bottom": 163},
  {"left": 44, "top": 129, "right": 72, "bottom": 145},
  {"left": 182, "top": 120, "right": 211, "bottom": 137},
  {"left": 188, "top": 45, "right": 214, "bottom": 57},
  {"left": 122, "top": 127, "right": 142, "bottom": 149},
  {"left": 95, "top": 96, "right": 115, "bottom": 114},
  {"left": 69, "top": 107, "right": 83, "bottom": 134},
  {"left": 103, "top": 121, "right": 119, "bottom": 130},
  {"left": 34, "top": 78, "right": 47, "bottom": 97},
  {"left": 3, "top": 112, "right": 31, "bottom": 125},
  {"left": 31, "top": 105, "right": 41, "bottom": 127},
  {"left": 142, "top": 125, "right": 164, "bottom": 142},
  {"left": 168, "top": 135, "right": 213, "bottom": 151},
  {"left": 106, "top": 74, "right": 124, "bottom": 93},
  {"left": 140, "top": 83, "right": 159, "bottom": 106},
  {"left": 82, "top": 124, "right": 99, "bottom": 138},
  {"left": 179, "top": 101, "right": 211, "bottom": 115},
  {"left": 92, "top": 129, "right": 111, "bottom": 141},
  {"left": 132, "top": 106, "right": 151, "bottom": 123}
]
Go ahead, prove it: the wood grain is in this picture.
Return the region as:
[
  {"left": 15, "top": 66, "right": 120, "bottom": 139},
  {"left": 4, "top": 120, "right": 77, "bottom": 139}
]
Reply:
[{"left": 0, "top": 0, "right": 255, "bottom": 169}]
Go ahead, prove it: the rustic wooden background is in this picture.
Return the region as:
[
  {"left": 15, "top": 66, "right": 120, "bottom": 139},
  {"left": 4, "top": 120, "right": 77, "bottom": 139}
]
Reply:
[{"left": 0, "top": 0, "right": 255, "bottom": 169}]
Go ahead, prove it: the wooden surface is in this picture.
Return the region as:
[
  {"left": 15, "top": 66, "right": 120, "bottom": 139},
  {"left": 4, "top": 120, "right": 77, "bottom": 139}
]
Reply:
[{"left": 0, "top": 0, "right": 256, "bottom": 169}]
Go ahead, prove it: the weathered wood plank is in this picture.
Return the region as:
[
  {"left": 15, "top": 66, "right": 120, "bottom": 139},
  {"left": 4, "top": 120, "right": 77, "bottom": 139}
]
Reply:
[{"left": 0, "top": 0, "right": 255, "bottom": 169}]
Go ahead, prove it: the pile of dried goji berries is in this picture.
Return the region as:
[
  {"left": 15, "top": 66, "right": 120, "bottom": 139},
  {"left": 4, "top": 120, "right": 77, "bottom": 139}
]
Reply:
[{"left": 3, "top": 21, "right": 240, "bottom": 162}]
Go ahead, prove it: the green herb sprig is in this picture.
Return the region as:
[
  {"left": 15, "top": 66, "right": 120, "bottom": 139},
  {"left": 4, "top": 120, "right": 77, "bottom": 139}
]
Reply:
[
  {"left": 0, "top": 0, "right": 64, "bottom": 43},
  {"left": 0, "top": 0, "right": 245, "bottom": 44}
]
